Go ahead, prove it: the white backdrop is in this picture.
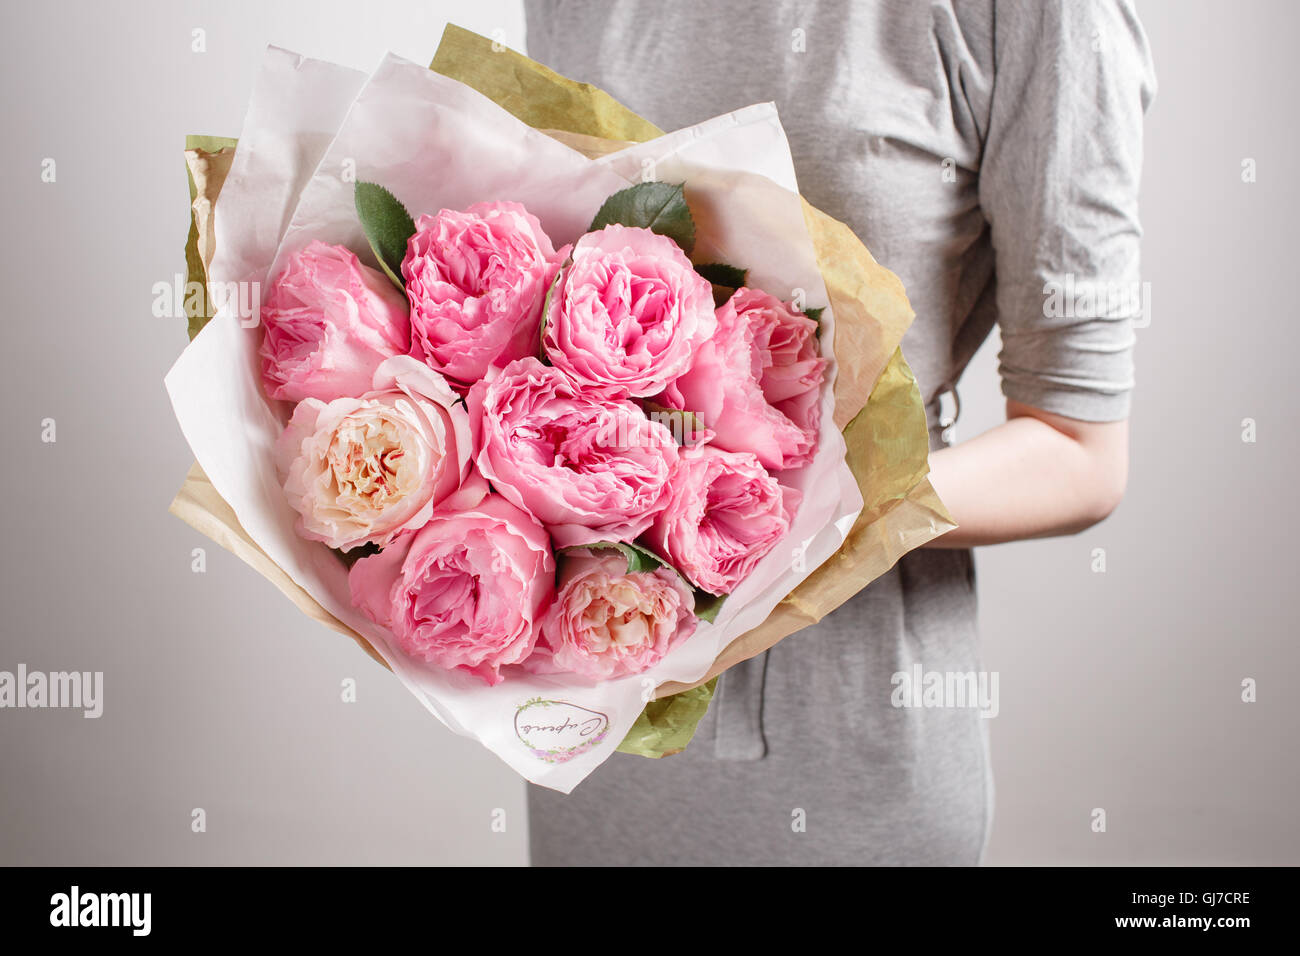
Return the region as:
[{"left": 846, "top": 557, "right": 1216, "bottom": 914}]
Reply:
[{"left": 0, "top": 0, "right": 1294, "bottom": 865}]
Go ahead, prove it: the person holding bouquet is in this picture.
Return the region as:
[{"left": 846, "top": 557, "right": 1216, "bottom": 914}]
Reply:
[{"left": 524, "top": 0, "right": 1155, "bottom": 866}]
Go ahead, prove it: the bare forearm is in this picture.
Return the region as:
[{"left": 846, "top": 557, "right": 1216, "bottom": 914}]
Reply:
[{"left": 923, "top": 400, "right": 1129, "bottom": 548}]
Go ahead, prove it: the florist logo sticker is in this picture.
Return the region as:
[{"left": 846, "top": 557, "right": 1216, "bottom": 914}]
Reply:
[{"left": 515, "top": 698, "right": 610, "bottom": 764}]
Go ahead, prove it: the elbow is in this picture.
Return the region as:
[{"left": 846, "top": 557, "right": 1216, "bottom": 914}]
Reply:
[
  {"left": 1070, "top": 460, "right": 1128, "bottom": 534},
  {"left": 1085, "top": 475, "right": 1127, "bottom": 528},
  {"left": 1005, "top": 399, "right": 1131, "bottom": 538}
]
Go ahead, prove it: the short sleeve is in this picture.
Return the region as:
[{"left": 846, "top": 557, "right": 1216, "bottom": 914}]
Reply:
[{"left": 979, "top": 0, "right": 1157, "bottom": 421}]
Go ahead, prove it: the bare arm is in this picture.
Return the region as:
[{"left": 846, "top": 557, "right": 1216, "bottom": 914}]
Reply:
[
  {"left": 918, "top": 2, "right": 1153, "bottom": 551},
  {"left": 923, "top": 399, "right": 1129, "bottom": 548}
]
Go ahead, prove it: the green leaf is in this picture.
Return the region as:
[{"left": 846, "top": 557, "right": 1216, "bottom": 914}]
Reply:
[
  {"left": 537, "top": 258, "right": 569, "bottom": 360},
  {"left": 590, "top": 181, "right": 695, "bottom": 254},
  {"left": 803, "top": 306, "right": 824, "bottom": 323},
  {"left": 617, "top": 678, "right": 717, "bottom": 758},
  {"left": 559, "top": 540, "right": 664, "bottom": 574},
  {"left": 692, "top": 589, "right": 727, "bottom": 623},
  {"left": 694, "top": 262, "right": 747, "bottom": 288},
  {"left": 354, "top": 182, "right": 416, "bottom": 289}
]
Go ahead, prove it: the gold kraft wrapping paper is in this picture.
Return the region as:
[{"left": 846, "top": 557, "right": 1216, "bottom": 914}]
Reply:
[{"left": 170, "top": 25, "right": 955, "bottom": 756}]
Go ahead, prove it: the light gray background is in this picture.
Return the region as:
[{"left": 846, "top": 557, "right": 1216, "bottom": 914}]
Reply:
[{"left": 0, "top": 0, "right": 1295, "bottom": 865}]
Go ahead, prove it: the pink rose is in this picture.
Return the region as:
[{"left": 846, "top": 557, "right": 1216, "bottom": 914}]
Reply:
[
  {"left": 526, "top": 550, "right": 697, "bottom": 681},
  {"left": 469, "top": 357, "right": 679, "bottom": 547},
  {"left": 276, "top": 356, "right": 485, "bottom": 552},
  {"left": 403, "top": 201, "right": 564, "bottom": 387},
  {"left": 662, "top": 287, "right": 828, "bottom": 471},
  {"left": 260, "top": 240, "right": 410, "bottom": 403},
  {"left": 348, "top": 494, "right": 555, "bottom": 686},
  {"left": 543, "top": 225, "right": 716, "bottom": 397},
  {"left": 645, "top": 444, "right": 797, "bottom": 595}
]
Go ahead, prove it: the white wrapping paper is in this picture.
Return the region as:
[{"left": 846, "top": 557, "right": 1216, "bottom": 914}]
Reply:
[{"left": 166, "top": 48, "right": 862, "bottom": 792}]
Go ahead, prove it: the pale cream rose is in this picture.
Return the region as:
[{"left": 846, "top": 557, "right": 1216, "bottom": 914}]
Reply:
[{"left": 276, "top": 355, "right": 485, "bottom": 551}]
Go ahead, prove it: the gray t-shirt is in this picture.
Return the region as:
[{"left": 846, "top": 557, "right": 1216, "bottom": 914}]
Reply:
[{"left": 524, "top": 0, "right": 1155, "bottom": 865}]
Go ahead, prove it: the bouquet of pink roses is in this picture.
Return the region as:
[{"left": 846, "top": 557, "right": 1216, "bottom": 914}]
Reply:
[
  {"left": 167, "top": 28, "right": 950, "bottom": 791},
  {"left": 267, "top": 177, "right": 826, "bottom": 687}
]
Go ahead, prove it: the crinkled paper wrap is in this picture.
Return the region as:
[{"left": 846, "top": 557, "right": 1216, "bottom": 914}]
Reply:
[
  {"left": 183, "top": 136, "right": 237, "bottom": 339},
  {"left": 169, "top": 26, "right": 954, "bottom": 773}
]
